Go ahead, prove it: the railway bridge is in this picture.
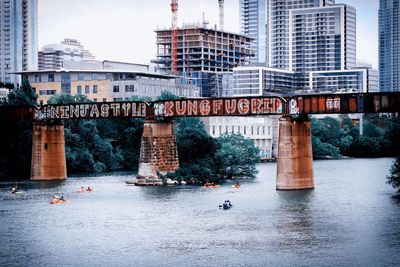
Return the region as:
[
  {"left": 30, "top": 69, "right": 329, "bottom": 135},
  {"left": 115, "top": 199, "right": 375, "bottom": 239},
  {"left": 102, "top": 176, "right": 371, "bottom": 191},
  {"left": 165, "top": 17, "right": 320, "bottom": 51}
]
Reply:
[{"left": 1, "top": 92, "right": 399, "bottom": 190}]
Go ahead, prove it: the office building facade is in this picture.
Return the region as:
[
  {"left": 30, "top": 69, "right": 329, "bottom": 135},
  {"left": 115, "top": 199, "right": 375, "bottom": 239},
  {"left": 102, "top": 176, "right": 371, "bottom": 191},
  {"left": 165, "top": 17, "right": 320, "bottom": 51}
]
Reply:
[
  {"left": 379, "top": 0, "right": 400, "bottom": 91},
  {"left": 0, "top": 0, "right": 38, "bottom": 86},
  {"left": 18, "top": 70, "right": 199, "bottom": 104}
]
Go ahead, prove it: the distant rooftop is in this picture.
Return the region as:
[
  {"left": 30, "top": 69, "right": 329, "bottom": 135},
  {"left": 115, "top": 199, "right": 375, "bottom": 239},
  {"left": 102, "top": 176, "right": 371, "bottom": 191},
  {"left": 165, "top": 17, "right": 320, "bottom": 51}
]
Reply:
[{"left": 12, "top": 69, "right": 176, "bottom": 80}]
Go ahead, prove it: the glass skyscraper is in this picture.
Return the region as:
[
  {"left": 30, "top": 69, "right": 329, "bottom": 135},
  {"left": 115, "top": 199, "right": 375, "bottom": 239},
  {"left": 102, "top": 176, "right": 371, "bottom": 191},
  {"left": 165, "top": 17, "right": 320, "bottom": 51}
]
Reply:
[
  {"left": 235, "top": 0, "right": 375, "bottom": 94},
  {"left": 239, "top": 0, "right": 267, "bottom": 63},
  {"left": 289, "top": 4, "right": 356, "bottom": 73},
  {"left": 268, "top": 0, "right": 336, "bottom": 69},
  {"left": 0, "top": 0, "right": 38, "bottom": 86},
  {"left": 379, "top": 0, "right": 400, "bottom": 92}
]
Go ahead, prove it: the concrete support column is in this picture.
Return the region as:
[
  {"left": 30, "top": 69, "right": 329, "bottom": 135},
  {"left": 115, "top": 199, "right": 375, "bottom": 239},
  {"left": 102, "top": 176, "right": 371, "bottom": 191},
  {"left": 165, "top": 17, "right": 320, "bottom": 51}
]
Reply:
[
  {"left": 276, "top": 116, "right": 314, "bottom": 190},
  {"left": 135, "top": 120, "right": 179, "bottom": 185},
  {"left": 31, "top": 121, "right": 67, "bottom": 180}
]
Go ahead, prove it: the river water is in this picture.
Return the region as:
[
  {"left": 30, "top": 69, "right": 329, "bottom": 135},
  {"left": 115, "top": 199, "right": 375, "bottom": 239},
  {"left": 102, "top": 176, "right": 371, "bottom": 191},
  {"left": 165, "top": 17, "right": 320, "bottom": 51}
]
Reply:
[{"left": 0, "top": 158, "right": 399, "bottom": 267}]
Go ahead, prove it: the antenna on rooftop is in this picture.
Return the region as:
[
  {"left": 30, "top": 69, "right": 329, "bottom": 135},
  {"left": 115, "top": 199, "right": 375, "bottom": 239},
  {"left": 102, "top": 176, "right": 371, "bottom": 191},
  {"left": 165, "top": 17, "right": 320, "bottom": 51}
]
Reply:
[{"left": 218, "top": 0, "right": 224, "bottom": 31}]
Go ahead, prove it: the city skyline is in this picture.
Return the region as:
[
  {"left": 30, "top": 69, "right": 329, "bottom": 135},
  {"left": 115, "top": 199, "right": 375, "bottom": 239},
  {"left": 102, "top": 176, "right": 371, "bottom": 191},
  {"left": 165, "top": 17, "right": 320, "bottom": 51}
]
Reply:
[{"left": 38, "top": 0, "right": 379, "bottom": 68}]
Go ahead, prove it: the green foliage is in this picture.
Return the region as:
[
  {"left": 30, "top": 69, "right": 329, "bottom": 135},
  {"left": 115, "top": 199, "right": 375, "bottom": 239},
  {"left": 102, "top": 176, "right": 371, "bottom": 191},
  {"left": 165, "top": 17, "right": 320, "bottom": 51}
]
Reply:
[
  {"left": 347, "top": 136, "right": 381, "bottom": 157},
  {"left": 7, "top": 79, "right": 37, "bottom": 105},
  {"left": 47, "top": 93, "right": 91, "bottom": 104},
  {"left": 312, "top": 136, "right": 341, "bottom": 159},
  {"left": 157, "top": 90, "right": 180, "bottom": 101},
  {"left": 48, "top": 94, "right": 144, "bottom": 174},
  {"left": 214, "top": 134, "right": 260, "bottom": 179},
  {"left": 175, "top": 117, "right": 219, "bottom": 163},
  {"left": 387, "top": 158, "right": 400, "bottom": 194},
  {"left": 0, "top": 80, "right": 36, "bottom": 180},
  {"left": 167, "top": 118, "right": 260, "bottom": 183},
  {"left": 311, "top": 115, "right": 399, "bottom": 158},
  {"left": 384, "top": 116, "right": 400, "bottom": 156}
]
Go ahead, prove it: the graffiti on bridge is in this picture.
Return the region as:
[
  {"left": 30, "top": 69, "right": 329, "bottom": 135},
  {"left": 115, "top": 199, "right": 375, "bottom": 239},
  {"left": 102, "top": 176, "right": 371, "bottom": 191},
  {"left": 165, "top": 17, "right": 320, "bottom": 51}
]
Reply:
[
  {"left": 3, "top": 92, "right": 398, "bottom": 121},
  {"left": 34, "top": 102, "right": 147, "bottom": 120},
  {"left": 153, "top": 97, "right": 285, "bottom": 117},
  {"left": 288, "top": 93, "right": 400, "bottom": 115}
]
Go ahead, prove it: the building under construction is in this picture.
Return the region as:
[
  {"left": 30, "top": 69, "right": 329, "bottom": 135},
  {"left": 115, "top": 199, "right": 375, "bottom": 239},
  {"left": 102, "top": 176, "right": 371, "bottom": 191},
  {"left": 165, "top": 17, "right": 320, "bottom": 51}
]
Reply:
[{"left": 154, "top": 24, "right": 254, "bottom": 96}]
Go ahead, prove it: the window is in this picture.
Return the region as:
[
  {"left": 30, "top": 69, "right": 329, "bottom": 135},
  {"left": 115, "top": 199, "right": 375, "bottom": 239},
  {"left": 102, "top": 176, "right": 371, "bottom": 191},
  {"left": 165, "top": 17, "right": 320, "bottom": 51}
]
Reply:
[
  {"left": 92, "top": 73, "right": 99, "bottom": 80},
  {"left": 113, "top": 97, "right": 123, "bottom": 101},
  {"left": 35, "top": 74, "right": 41, "bottom": 83},
  {"left": 103, "top": 98, "right": 107, "bottom": 102},
  {"left": 39, "top": 89, "right": 56, "bottom": 95},
  {"left": 93, "top": 98, "right": 97, "bottom": 102},
  {"left": 113, "top": 85, "right": 119, "bottom": 92},
  {"left": 78, "top": 73, "right": 84, "bottom": 81},
  {"left": 77, "top": 85, "right": 82, "bottom": 95},
  {"left": 85, "top": 85, "right": 90, "bottom": 94},
  {"left": 125, "top": 85, "right": 134, "bottom": 92},
  {"left": 93, "top": 85, "right": 98, "bottom": 93},
  {"left": 48, "top": 74, "right": 54, "bottom": 82}
]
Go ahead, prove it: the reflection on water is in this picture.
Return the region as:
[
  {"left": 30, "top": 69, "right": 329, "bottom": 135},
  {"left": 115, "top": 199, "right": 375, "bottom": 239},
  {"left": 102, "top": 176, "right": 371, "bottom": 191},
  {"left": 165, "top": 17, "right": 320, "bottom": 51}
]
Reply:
[
  {"left": 34, "top": 180, "right": 66, "bottom": 189},
  {"left": 0, "top": 158, "right": 399, "bottom": 267}
]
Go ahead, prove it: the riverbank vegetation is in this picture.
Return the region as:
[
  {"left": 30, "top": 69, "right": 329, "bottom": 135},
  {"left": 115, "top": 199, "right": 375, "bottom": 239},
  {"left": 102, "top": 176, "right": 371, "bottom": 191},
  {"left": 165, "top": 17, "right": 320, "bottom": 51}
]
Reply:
[
  {"left": 387, "top": 158, "right": 400, "bottom": 194},
  {"left": 311, "top": 115, "right": 399, "bottom": 159},
  {"left": 0, "top": 80, "right": 36, "bottom": 179}
]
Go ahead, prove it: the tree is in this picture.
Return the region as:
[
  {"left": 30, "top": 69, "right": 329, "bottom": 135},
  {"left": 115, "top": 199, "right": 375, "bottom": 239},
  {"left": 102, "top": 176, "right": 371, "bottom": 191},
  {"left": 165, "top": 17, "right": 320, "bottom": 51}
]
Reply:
[
  {"left": 0, "top": 80, "right": 37, "bottom": 180},
  {"left": 47, "top": 93, "right": 143, "bottom": 174},
  {"left": 214, "top": 134, "right": 260, "bottom": 179},
  {"left": 7, "top": 79, "right": 37, "bottom": 105},
  {"left": 387, "top": 158, "right": 400, "bottom": 194}
]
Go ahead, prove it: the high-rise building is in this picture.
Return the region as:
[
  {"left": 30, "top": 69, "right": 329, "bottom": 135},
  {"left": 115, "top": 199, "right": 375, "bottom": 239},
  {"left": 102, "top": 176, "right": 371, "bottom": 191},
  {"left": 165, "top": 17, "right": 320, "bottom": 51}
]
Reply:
[
  {"left": 268, "top": 0, "right": 335, "bottom": 69},
  {"left": 0, "top": 0, "right": 38, "bottom": 86},
  {"left": 38, "top": 39, "right": 95, "bottom": 70},
  {"left": 239, "top": 0, "right": 267, "bottom": 63},
  {"left": 379, "top": 0, "right": 400, "bottom": 92},
  {"left": 236, "top": 0, "right": 365, "bottom": 94},
  {"left": 289, "top": 4, "right": 356, "bottom": 73}
]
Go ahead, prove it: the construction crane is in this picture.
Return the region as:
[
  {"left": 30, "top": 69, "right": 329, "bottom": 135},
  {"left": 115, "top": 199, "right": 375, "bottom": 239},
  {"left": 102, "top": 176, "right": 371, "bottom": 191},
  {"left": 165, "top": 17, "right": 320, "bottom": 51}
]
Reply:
[
  {"left": 218, "top": 0, "right": 224, "bottom": 31},
  {"left": 171, "top": 0, "right": 178, "bottom": 75}
]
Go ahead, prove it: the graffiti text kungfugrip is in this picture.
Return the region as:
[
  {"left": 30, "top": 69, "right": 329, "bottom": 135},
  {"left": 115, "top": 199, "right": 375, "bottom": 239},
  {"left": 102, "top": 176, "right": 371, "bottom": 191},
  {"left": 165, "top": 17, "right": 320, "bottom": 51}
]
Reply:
[{"left": 154, "top": 97, "right": 284, "bottom": 117}]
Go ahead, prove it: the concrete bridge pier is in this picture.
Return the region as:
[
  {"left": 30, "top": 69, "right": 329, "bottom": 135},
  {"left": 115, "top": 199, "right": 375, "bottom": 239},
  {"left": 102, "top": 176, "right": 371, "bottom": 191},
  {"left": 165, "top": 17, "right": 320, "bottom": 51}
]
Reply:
[
  {"left": 31, "top": 121, "right": 67, "bottom": 180},
  {"left": 134, "top": 120, "right": 180, "bottom": 185},
  {"left": 276, "top": 116, "right": 314, "bottom": 190}
]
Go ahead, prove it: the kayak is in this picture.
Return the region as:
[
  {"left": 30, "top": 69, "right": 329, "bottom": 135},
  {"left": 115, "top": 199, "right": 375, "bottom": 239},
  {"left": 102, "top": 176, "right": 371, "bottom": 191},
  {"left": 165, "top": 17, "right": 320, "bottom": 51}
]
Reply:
[
  {"left": 203, "top": 185, "right": 221, "bottom": 189},
  {"left": 49, "top": 199, "right": 69, "bottom": 204}
]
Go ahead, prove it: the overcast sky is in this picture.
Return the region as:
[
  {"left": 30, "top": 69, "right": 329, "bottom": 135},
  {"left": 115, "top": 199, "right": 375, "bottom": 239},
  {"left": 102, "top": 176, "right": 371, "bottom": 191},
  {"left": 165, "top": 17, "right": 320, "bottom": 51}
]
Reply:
[{"left": 38, "top": 0, "right": 379, "bottom": 68}]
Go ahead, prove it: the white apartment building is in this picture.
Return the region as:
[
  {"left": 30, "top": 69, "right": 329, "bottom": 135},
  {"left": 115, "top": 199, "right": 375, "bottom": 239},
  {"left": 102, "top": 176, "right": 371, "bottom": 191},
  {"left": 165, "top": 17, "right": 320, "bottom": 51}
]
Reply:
[
  {"left": 202, "top": 116, "right": 278, "bottom": 159},
  {"left": 38, "top": 39, "right": 95, "bottom": 70}
]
